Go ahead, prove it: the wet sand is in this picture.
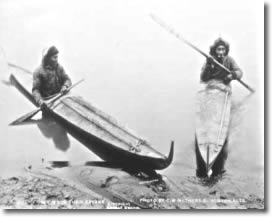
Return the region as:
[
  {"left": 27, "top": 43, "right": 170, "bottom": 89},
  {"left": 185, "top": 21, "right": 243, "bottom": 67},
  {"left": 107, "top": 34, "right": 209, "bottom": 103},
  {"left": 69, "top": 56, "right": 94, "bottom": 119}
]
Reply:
[
  {"left": 0, "top": 171, "right": 105, "bottom": 209},
  {"left": 0, "top": 163, "right": 264, "bottom": 209}
]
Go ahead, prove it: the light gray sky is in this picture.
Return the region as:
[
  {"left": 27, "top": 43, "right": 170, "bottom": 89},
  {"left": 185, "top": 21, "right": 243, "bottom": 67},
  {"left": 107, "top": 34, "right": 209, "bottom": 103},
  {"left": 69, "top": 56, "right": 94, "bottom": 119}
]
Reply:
[{"left": 0, "top": 0, "right": 263, "bottom": 80}]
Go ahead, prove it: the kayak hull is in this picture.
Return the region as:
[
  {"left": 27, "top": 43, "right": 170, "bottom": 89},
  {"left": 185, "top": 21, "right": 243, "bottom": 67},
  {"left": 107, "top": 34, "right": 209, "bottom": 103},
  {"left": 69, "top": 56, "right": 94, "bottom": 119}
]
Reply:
[
  {"left": 8, "top": 63, "right": 174, "bottom": 170},
  {"left": 195, "top": 80, "right": 231, "bottom": 175}
]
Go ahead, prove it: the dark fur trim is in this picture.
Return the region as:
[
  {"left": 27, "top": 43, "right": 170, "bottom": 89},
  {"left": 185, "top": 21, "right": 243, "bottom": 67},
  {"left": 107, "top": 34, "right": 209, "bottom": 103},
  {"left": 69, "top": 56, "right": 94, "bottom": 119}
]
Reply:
[{"left": 209, "top": 38, "right": 230, "bottom": 57}]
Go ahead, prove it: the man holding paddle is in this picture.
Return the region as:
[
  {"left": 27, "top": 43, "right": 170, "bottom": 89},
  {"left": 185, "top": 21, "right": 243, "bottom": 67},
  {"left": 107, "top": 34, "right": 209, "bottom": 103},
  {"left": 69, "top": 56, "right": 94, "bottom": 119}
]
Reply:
[
  {"left": 32, "top": 46, "right": 72, "bottom": 109},
  {"left": 200, "top": 38, "right": 243, "bottom": 84},
  {"left": 196, "top": 38, "right": 243, "bottom": 178},
  {"left": 150, "top": 14, "right": 254, "bottom": 178},
  {"left": 9, "top": 46, "right": 83, "bottom": 125}
]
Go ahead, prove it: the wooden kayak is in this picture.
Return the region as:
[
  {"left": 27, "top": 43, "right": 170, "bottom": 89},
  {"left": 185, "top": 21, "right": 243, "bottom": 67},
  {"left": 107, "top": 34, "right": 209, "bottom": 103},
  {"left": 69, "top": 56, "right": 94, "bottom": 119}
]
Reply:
[
  {"left": 195, "top": 80, "right": 231, "bottom": 176},
  {"left": 8, "top": 63, "right": 174, "bottom": 171}
]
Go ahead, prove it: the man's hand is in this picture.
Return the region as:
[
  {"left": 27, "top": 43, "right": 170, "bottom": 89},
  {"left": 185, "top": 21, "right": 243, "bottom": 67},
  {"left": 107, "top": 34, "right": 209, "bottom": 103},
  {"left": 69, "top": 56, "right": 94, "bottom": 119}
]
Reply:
[
  {"left": 38, "top": 99, "right": 44, "bottom": 106},
  {"left": 206, "top": 56, "right": 214, "bottom": 64},
  {"left": 38, "top": 100, "right": 48, "bottom": 111},
  {"left": 206, "top": 56, "right": 215, "bottom": 69},
  {"left": 224, "top": 72, "right": 237, "bottom": 83},
  {"left": 224, "top": 74, "right": 233, "bottom": 83},
  {"left": 60, "top": 86, "right": 69, "bottom": 94}
]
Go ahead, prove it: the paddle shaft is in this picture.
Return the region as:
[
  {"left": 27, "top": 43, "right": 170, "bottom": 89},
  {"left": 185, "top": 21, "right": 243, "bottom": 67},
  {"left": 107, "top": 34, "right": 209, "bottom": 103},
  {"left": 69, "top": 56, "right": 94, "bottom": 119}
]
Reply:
[
  {"left": 31, "top": 78, "right": 84, "bottom": 114},
  {"left": 10, "top": 79, "right": 84, "bottom": 125},
  {"left": 150, "top": 14, "right": 255, "bottom": 93},
  {"left": 216, "top": 91, "right": 230, "bottom": 147},
  {"left": 207, "top": 90, "right": 230, "bottom": 173},
  {"left": 45, "top": 78, "right": 84, "bottom": 107}
]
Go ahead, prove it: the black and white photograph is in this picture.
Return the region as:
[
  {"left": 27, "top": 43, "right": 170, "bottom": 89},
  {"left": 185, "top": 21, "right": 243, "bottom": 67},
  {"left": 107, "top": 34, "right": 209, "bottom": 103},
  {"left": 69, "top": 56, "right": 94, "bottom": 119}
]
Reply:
[{"left": 0, "top": 0, "right": 264, "bottom": 210}]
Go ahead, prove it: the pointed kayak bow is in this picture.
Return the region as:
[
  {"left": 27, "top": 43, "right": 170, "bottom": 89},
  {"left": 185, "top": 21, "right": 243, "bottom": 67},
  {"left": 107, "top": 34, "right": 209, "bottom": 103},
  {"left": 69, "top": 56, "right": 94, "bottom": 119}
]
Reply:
[{"left": 166, "top": 141, "right": 174, "bottom": 166}]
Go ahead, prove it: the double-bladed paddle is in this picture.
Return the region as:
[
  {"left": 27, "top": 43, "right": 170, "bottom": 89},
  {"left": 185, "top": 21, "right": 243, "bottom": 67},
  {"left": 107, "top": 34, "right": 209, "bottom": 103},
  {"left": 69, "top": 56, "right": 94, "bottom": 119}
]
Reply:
[{"left": 9, "top": 79, "right": 84, "bottom": 125}]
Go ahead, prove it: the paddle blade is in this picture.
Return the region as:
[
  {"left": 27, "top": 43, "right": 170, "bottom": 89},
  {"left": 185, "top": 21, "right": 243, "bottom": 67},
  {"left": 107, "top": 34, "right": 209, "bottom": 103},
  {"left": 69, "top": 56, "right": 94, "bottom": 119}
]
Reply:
[
  {"left": 9, "top": 108, "right": 41, "bottom": 126},
  {"left": 9, "top": 78, "right": 84, "bottom": 126}
]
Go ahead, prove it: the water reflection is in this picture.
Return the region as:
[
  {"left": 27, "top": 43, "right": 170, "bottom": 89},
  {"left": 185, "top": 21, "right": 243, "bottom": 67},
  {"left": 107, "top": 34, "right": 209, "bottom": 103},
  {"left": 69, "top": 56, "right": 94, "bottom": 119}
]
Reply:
[
  {"left": 37, "top": 117, "right": 70, "bottom": 152},
  {"left": 21, "top": 117, "right": 71, "bottom": 152},
  {"left": 1, "top": 79, "right": 12, "bottom": 86}
]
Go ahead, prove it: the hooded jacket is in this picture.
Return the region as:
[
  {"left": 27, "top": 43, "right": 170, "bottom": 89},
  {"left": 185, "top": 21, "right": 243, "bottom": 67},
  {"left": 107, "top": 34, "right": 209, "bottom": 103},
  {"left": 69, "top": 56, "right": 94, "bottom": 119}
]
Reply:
[
  {"left": 32, "top": 49, "right": 72, "bottom": 104},
  {"left": 200, "top": 38, "right": 243, "bottom": 83}
]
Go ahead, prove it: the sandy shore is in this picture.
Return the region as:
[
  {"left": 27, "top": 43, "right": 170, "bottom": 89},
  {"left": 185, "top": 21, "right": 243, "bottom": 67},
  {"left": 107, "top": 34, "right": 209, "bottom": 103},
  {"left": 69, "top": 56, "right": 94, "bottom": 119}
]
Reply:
[
  {"left": 0, "top": 172, "right": 105, "bottom": 209},
  {"left": 0, "top": 165, "right": 264, "bottom": 209}
]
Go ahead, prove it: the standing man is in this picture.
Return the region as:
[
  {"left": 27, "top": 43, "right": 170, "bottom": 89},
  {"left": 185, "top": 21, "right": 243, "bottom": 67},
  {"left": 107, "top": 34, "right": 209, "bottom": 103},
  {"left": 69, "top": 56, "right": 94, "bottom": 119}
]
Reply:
[
  {"left": 196, "top": 38, "right": 243, "bottom": 178},
  {"left": 200, "top": 38, "right": 243, "bottom": 84},
  {"left": 32, "top": 46, "right": 72, "bottom": 108}
]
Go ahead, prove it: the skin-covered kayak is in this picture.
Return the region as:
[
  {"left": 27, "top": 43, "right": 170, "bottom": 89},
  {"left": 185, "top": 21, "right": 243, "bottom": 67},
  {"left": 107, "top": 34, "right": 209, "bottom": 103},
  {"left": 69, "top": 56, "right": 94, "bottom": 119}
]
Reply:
[
  {"left": 195, "top": 80, "right": 231, "bottom": 176},
  {"left": 8, "top": 63, "right": 174, "bottom": 172}
]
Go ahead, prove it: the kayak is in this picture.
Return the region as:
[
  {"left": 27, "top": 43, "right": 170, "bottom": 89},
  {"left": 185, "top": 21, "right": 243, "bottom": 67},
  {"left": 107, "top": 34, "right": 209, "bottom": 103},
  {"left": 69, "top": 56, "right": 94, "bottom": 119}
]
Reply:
[
  {"left": 8, "top": 63, "right": 174, "bottom": 171},
  {"left": 195, "top": 80, "right": 231, "bottom": 176}
]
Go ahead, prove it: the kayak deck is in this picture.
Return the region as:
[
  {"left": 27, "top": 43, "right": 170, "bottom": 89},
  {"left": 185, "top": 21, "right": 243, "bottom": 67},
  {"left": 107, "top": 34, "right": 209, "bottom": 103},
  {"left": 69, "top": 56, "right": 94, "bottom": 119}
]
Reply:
[
  {"left": 195, "top": 80, "right": 231, "bottom": 172},
  {"left": 8, "top": 63, "right": 174, "bottom": 170},
  {"left": 52, "top": 96, "right": 164, "bottom": 158}
]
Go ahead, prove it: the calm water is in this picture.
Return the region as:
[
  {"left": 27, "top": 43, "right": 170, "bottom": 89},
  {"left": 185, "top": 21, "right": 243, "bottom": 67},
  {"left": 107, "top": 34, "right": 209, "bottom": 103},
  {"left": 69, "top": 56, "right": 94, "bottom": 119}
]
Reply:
[{"left": 0, "top": 0, "right": 263, "bottom": 200}]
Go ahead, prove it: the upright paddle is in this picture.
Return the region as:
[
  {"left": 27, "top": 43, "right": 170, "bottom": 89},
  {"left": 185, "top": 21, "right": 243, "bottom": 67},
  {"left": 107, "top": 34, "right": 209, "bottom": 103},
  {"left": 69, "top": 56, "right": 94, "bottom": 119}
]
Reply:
[
  {"left": 9, "top": 79, "right": 84, "bottom": 125},
  {"left": 150, "top": 14, "right": 255, "bottom": 93}
]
